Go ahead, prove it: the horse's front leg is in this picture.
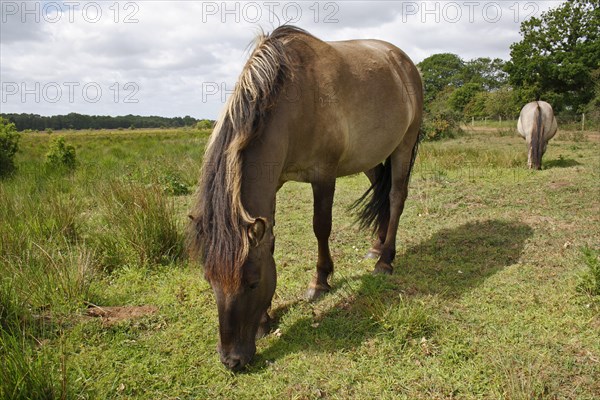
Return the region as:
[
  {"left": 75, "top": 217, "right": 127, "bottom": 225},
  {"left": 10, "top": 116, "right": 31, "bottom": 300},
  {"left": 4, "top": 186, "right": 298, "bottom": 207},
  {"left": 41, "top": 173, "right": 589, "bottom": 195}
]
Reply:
[{"left": 305, "top": 181, "right": 335, "bottom": 301}]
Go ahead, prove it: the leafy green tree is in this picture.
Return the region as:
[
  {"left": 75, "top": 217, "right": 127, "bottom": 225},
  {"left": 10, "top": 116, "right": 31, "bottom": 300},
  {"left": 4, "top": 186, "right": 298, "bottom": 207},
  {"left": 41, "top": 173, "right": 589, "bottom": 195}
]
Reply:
[
  {"left": 585, "top": 68, "right": 600, "bottom": 124},
  {"left": 463, "top": 92, "right": 489, "bottom": 119},
  {"left": 448, "top": 82, "right": 484, "bottom": 116},
  {"left": 0, "top": 117, "right": 21, "bottom": 177},
  {"left": 505, "top": 0, "right": 600, "bottom": 112},
  {"left": 421, "top": 87, "right": 463, "bottom": 140},
  {"left": 462, "top": 58, "right": 508, "bottom": 91},
  {"left": 484, "top": 87, "right": 523, "bottom": 119},
  {"left": 418, "top": 53, "right": 465, "bottom": 105}
]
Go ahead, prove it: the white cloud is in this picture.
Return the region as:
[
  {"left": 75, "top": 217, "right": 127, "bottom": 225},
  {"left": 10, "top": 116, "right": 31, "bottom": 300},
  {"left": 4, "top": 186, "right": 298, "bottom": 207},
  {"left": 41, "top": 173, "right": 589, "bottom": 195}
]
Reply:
[{"left": 0, "top": 0, "right": 565, "bottom": 118}]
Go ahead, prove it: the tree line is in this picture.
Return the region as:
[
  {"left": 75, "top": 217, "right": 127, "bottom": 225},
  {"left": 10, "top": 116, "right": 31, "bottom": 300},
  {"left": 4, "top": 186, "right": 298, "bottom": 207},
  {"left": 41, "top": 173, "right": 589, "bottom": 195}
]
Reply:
[{"left": 0, "top": 113, "right": 208, "bottom": 132}]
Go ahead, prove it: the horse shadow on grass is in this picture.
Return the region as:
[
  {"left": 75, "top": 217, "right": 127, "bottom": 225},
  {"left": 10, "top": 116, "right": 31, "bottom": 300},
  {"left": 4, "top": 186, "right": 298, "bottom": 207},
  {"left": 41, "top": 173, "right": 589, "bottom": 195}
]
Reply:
[
  {"left": 543, "top": 157, "right": 581, "bottom": 169},
  {"left": 251, "top": 219, "right": 533, "bottom": 370}
]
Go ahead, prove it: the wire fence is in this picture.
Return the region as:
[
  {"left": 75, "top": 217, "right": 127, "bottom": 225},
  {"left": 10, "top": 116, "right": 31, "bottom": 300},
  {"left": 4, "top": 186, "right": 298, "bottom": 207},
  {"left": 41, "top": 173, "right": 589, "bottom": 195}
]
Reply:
[{"left": 466, "top": 113, "right": 599, "bottom": 131}]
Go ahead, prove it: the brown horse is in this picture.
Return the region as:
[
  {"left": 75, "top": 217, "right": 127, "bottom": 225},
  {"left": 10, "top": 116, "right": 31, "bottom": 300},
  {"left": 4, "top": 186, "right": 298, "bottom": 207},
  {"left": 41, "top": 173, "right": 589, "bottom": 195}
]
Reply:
[
  {"left": 188, "top": 26, "right": 423, "bottom": 371},
  {"left": 517, "top": 101, "right": 558, "bottom": 169}
]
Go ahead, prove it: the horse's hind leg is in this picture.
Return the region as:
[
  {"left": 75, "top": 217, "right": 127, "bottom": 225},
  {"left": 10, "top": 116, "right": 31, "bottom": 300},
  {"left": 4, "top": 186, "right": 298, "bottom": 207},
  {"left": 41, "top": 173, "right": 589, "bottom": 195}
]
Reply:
[
  {"left": 364, "top": 165, "right": 388, "bottom": 259},
  {"left": 305, "top": 181, "right": 335, "bottom": 301},
  {"left": 374, "top": 134, "right": 418, "bottom": 275}
]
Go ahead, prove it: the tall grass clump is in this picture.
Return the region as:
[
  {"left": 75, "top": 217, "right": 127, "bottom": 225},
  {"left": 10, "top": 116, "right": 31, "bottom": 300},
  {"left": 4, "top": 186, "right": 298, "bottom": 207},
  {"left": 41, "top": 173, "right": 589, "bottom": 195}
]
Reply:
[
  {"left": 94, "top": 181, "right": 185, "bottom": 270},
  {"left": 0, "top": 185, "right": 82, "bottom": 259},
  {"left": 7, "top": 245, "right": 98, "bottom": 311},
  {"left": 0, "top": 280, "right": 28, "bottom": 334},
  {"left": 0, "top": 176, "right": 84, "bottom": 399},
  {"left": 0, "top": 327, "right": 58, "bottom": 400},
  {"left": 0, "top": 281, "right": 60, "bottom": 400},
  {"left": 577, "top": 247, "right": 600, "bottom": 297},
  {"left": 1, "top": 176, "right": 97, "bottom": 314}
]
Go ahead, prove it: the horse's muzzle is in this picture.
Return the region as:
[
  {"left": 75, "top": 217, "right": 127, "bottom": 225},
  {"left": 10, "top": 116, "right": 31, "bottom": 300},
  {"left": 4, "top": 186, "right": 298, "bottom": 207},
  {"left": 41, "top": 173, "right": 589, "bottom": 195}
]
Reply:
[
  {"left": 218, "top": 342, "right": 255, "bottom": 372},
  {"left": 219, "top": 351, "right": 251, "bottom": 371}
]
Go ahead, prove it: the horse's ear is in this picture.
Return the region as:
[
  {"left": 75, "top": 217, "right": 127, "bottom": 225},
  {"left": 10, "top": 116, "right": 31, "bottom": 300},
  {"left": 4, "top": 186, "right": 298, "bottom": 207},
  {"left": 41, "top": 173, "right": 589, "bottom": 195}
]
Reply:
[{"left": 248, "top": 218, "right": 267, "bottom": 248}]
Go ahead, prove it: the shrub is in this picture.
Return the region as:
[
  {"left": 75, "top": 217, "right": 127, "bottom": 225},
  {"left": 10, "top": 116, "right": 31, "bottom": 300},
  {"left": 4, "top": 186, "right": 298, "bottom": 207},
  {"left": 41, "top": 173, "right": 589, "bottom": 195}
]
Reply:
[
  {"left": 0, "top": 117, "right": 21, "bottom": 177},
  {"left": 421, "top": 110, "right": 462, "bottom": 141},
  {"left": 45, "top": 136, "right": 77, "bottom": 171},
  {"left": 422, "top": 87, "right": 463, "bottom": 141},
  {"left": 196, "top": 119, "right": 213, "bottom": 130},
  {"left": 159, "top": 173, "right": 191, "bottom": 196}
]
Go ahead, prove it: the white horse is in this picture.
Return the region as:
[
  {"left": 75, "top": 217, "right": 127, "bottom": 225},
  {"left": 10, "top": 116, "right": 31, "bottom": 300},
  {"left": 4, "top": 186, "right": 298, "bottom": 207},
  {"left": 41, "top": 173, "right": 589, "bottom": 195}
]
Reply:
[{"left": 517, "top": 101, "right": 558, "bottom": 169}]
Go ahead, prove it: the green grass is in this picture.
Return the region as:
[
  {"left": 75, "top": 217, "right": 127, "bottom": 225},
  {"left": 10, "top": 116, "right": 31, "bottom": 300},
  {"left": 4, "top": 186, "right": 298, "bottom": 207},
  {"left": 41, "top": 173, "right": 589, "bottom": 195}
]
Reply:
[
  {"left": 578, "top": 248, "right": 600, "bottom": 297},
  {"left": 1, "top": 128, "right": 598, "bottom": 399}
]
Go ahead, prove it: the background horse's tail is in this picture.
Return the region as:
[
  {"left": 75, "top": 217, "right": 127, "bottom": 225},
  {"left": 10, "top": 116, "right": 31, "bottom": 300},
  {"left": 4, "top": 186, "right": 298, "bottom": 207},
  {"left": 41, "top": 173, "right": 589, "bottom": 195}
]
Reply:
[
  {"left": 352, "top": 136, "right": 421, "bottom": 234},
  {"left": 531, "top": 102, "right": 544, "bottom": 169}
]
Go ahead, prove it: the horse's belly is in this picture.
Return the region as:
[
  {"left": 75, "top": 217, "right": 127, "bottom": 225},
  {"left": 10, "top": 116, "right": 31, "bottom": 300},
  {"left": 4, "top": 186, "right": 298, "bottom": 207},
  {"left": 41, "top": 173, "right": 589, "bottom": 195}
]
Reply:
[
  {"left": 336, "top": 144, "right": 398, "bottom": 176},
  {"left": 336, "top": 115, "right": 411, "bottom": 177}
]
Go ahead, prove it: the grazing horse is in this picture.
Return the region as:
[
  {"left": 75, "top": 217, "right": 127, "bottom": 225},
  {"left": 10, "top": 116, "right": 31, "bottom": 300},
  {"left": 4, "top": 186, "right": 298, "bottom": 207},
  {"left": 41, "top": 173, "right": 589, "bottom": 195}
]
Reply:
[
  {"left": 187, "top": 26, "right": 423, "bottom": 371},
  {"left": 517, "top": 101, "right": 558, "bottom": 169}
]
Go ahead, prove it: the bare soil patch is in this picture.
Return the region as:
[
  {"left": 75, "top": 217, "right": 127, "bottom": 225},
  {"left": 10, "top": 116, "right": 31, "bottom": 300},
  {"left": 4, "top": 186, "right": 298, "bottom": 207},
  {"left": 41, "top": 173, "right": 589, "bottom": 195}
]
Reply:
[{"left": 85, "top": 305, "right": 158, "bottom": 326}]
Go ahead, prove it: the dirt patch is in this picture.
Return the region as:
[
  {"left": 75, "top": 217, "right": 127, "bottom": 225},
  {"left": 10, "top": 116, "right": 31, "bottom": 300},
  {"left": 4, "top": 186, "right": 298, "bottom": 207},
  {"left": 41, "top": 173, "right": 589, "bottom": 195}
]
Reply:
[
  {"left": 86, "top": 305, "right": 158, "bottom": 326},
  {"left": 549, "top": 180, "right": 571, "bottom": 190}
]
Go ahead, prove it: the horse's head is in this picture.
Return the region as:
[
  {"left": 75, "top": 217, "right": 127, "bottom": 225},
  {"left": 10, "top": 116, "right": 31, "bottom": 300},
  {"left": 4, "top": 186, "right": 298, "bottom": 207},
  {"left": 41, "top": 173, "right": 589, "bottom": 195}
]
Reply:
[{"left": 208, "top": 218, "right": 276, "bottom": 371}]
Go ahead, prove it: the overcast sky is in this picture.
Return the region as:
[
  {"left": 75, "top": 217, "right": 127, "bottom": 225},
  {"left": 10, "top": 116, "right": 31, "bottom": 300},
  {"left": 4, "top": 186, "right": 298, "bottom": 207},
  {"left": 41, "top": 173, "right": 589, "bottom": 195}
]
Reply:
[{"left": 0, "top": 0, "right": 565, "bottom": 119}]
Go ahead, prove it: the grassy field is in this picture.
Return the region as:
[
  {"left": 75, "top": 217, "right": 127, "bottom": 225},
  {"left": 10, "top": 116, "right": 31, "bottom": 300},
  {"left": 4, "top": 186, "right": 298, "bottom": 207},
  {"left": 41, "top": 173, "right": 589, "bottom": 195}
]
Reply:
[{"left": 1, "top": 126, "right": 599, "bottom": 399}]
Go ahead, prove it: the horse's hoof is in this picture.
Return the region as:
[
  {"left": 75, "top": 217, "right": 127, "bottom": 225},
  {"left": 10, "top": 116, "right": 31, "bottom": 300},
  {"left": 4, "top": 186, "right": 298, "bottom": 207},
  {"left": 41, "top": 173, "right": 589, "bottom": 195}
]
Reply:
[
  {"left": 372, "top": 261, "right": 393, "bottom": 275},
  {"left": 364, "top": 249, "right": 380, "bottom": 259},
  {"left": 305, "top": 283, "right": 331, "bottom": 301}
]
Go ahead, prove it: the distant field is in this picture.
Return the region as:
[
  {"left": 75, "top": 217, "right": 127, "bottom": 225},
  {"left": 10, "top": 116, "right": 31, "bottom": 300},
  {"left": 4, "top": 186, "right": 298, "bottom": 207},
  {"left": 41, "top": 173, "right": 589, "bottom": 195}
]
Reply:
[{"left": 1, "top": 127, "right": 599, "bottom": 399}]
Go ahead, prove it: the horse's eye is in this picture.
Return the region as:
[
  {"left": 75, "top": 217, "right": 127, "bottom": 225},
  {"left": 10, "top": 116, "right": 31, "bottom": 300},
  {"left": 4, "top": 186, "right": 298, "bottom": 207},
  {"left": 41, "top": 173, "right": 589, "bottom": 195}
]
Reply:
[{"left": 248, "top": 282, "right": 259, "bottom": 290}]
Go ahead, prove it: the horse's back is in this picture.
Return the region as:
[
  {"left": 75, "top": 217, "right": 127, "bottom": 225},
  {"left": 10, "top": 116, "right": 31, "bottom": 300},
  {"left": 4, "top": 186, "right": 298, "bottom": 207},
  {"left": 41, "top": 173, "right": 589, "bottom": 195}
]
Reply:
[
  {"left": 321, "top": 38, "right": 422, "bottom": 175},
  {"left": 273, "top": 31, "right": 423, "bottom": 182}
]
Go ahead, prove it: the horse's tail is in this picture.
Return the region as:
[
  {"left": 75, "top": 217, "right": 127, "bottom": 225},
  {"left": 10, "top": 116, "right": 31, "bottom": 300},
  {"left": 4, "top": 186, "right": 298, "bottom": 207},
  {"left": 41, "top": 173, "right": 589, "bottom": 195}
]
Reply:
[
  {"left": 352, "top": 134, "right": 421, "bottom": 234},
  {"left": 531, "top": 102, "right": 544, "bottom": 169},
  {"left": 352, "top": 157, "right": 392, "bottom": 234}
]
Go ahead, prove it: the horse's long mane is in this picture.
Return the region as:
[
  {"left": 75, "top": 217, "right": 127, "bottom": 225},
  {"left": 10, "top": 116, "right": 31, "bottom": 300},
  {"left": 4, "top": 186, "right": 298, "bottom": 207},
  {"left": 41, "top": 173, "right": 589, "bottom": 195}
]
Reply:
[{"left": 187, "top": 26, "right": 308, "bottom": 290}]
